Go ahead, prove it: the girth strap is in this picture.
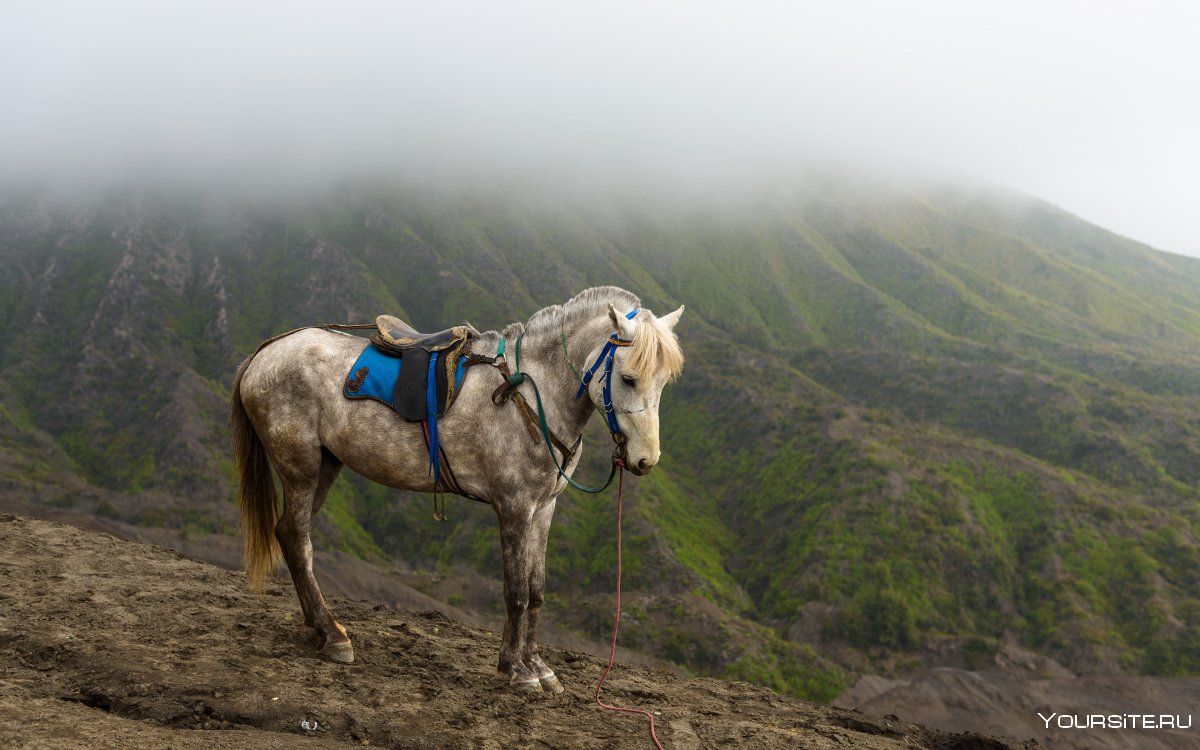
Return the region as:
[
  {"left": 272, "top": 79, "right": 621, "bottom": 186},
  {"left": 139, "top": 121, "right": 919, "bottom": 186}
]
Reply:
[{"left": 426, "top": 352, "right": 441, "bottom": 485}]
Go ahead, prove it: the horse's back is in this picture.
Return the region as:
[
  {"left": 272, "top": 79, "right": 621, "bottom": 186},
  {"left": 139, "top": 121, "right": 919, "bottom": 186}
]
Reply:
[
  {"left": 237, "top": 328, "right": 363, "bottom": 438},
  {"left": 241, "top": 327, "right": 361, "bottom": 399}
]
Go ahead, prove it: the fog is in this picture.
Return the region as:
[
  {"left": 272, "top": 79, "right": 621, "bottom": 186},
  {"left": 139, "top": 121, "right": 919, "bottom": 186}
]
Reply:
[{"left": 3, "top": 1, "right": 1198, "bottom": 254}]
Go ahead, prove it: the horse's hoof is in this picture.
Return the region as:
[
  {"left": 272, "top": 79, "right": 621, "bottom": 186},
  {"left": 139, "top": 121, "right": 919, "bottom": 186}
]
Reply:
[
  {"left": 324, "top": 640, "right": 355, "bottom": 664},
  {"left": 510, "top": 676, "right": 543, "bottom": 692},
  {"left": 538, "top": 674, "right": 564, "bottom": 694}
]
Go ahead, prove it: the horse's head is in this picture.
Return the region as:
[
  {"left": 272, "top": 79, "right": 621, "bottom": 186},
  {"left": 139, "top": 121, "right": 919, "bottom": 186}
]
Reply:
[{"left": 595, "top": 302, "right": 685, "bottom": 475}]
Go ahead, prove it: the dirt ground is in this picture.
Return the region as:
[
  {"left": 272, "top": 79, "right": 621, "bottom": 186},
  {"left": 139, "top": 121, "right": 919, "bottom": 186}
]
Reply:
[{"left": 0, "top": 514, "right": 1035, "bottom": 750}]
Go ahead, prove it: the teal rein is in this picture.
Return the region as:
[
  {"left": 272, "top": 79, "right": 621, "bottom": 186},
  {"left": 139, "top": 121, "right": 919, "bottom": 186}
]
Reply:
[{"left": 502, "top": 333, "right": 620, "bottom": 494}]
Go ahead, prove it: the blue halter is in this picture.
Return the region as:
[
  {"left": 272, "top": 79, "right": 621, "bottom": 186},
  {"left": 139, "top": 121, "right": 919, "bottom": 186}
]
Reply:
[{"left": 575, "top": 309, "right": 638, "bottom": 436}]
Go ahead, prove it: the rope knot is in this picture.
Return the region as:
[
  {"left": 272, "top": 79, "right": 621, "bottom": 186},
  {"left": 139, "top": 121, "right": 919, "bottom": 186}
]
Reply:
[{"left": 491, "top": 371, "right": 527, "bottom": 406}]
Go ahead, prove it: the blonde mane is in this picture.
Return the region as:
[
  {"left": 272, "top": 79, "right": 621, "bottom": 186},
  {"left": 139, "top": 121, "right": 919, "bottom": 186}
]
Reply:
[{"left": 626, "top": 310, "right": 685, "bottom": 383}]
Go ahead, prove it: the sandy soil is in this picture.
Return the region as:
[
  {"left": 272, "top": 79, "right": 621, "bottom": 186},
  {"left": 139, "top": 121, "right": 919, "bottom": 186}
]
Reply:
[{"left": 0, "top": 514, "right": 1036, "bottom": 750}]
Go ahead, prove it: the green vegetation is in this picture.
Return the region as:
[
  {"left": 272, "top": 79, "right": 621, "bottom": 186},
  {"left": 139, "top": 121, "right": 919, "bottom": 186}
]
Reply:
[
  {"left": 841, "top": 587, "right": 917, "bottom": 649},
  {"left": 313, "top": 477, "right": 388, "bottom": 561}
]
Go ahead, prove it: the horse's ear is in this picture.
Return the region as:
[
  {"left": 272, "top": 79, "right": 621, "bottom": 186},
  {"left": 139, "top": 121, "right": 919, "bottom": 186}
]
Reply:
[
  {"left": 658, "top": 305, "right": 684, "bottom": 331},
  {"left": 608, "top": 303, "right": 637, "bottom": 339}
]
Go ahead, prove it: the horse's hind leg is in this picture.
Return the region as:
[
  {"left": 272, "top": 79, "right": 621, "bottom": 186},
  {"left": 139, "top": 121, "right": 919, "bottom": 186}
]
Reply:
[{"left": 275, "top": 447, "right": 354, "bottom": 663}]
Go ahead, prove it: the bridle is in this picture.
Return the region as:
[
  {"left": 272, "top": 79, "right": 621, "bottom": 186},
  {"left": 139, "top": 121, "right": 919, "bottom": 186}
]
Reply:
[
  {"left": 575, "top": 309, "right": 638, "bottom": 438},
  {"left": 491, "top": 308, "right": 639, "bottom": 493}
]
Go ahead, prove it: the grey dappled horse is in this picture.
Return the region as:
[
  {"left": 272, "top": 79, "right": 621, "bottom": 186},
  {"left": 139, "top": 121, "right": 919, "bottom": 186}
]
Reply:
[{"left": 231, "top": 287, "right": 684, "bottom": 692}]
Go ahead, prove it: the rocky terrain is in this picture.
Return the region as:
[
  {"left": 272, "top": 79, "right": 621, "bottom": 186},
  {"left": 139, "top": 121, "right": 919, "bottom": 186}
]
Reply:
[
  {"left": 0, "top": 513, "right": 1034, "bottom": 750},
  {"left": 836, "top": 665, "right": 1200, "bottom": 750}
]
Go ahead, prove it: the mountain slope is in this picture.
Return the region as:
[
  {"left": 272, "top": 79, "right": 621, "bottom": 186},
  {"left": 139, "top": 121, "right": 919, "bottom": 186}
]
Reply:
[{"left": 1, "top": 178, "right": 1198, "bottom": 700}]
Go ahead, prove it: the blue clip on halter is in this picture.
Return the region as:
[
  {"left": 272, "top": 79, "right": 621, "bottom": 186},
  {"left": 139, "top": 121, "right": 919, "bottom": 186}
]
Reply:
[{"left": 575, "top": 309, "right": 638, "bottom": 436}]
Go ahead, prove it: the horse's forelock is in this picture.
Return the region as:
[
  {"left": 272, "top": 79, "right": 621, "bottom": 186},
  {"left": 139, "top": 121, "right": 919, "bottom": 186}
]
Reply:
[{"left": 627, "top": 312, "right": 684, "bottom": 383}]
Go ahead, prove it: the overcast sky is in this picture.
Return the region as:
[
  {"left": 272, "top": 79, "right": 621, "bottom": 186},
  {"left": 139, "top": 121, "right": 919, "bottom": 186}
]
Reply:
[{"left": 3, "top": 1, "right": 1198, "bottom": 255}]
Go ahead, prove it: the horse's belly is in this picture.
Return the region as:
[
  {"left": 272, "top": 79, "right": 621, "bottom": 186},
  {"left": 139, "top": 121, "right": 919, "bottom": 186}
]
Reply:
[{"left": 321, "top": 401, "right": 440, "bottom": 492}]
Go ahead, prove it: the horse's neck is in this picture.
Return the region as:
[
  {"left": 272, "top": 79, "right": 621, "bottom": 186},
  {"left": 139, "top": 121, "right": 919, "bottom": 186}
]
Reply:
[{"left": 519, "top": 314, "right": 611, "bottom": 440}]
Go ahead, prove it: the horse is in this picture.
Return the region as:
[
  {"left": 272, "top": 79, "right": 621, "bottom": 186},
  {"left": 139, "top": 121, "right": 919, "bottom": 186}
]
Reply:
[{"left": 230, "top": 286, "right": 684, "bottom": 692}]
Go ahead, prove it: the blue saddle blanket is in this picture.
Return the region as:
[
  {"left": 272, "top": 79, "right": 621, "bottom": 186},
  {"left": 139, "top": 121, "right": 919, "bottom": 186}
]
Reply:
[
  {"left": 342, "top": 344, "right": 466, "bottom": 410},
  {"left": 342, "top": 343, "right": 467, "bottom": 486}
]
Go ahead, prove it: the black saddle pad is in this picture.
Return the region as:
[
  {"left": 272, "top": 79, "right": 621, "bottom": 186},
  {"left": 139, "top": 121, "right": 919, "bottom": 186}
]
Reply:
[{"left": 391, "top": 346, "right": 449, "bottom": 421}]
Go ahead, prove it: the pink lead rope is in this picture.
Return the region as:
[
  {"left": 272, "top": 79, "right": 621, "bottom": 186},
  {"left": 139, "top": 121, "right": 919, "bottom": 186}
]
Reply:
[{"left": 593, "top": 460, "right": 666, "bottom": 750}]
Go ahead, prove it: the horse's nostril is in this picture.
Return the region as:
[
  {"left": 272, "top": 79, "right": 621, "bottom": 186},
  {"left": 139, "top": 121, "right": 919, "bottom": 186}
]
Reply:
[{"left": 637, "top": 459, "right": 649, "bottom": 472}]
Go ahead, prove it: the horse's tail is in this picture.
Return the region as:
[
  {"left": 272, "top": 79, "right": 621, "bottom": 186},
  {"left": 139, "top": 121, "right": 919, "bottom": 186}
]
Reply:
[{"left": 231, "top": 355, "right": 280, "bottom": 591}]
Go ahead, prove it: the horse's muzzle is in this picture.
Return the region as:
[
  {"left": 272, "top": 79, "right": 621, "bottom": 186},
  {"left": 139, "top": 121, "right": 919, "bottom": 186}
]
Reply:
[
  {"left": 628, "top": 458, "right": 653, "bottom": 476},
  {"left": 612, "top": 435, "right": 653, "bottom": 474}
]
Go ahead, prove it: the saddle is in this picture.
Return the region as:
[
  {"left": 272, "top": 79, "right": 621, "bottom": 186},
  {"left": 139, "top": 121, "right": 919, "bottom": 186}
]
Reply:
[
  {"left": 372, "top": 315, "right": 471, "bottom": 355},
  {"left": 344, "top": 315, "right": 474, "bottom": 420},
  {"left": 343, "top": 316, "right": 486, "bottom": 496}
]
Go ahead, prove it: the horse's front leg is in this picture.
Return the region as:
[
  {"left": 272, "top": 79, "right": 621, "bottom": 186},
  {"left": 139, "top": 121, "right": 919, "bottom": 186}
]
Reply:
[
  {"left": 523, "top": 495, "right": 563, "bottom": 693},
  {"left": 495, "top": 496, "right": 546, "bottom": 692}
]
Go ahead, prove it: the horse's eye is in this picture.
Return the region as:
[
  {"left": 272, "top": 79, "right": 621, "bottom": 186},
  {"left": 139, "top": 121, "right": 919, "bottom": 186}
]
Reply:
[{"left": 621, "top": 374, "right": 637, "bottom": 387}]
